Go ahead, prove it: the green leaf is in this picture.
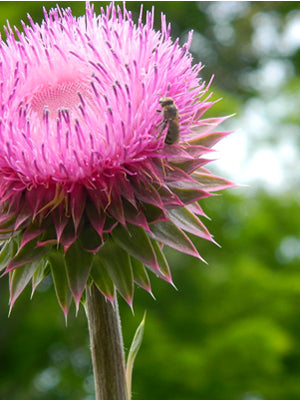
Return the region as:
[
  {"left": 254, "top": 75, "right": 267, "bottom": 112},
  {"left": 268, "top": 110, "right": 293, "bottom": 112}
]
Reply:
[
  {"left": 168, "top": 181, "right": 209, "bottom": 204},
  {"left": 131, "top": 258, "right": 152, "bottom": 295},
  {"left": 20, "top": 224, "right": 44, "bottom": 247},
  {"left": 192, "top": 171, "right": 234, "bottom": 192},
  {"left": 150, "top": 220, "right": 203, "bottom": 260},
  {"left": 91, "top": 254, "right": 115, "bottom": 302},
  {"left": 9, "top": 260, "right": 41, "bottom": 312},
  {"left": 141, "top": 203, "right": 166, "bottom": 223},
  {"left": 60, "top": 219, "right": 77, "bottom": 249},
  {"left": 6, "top": 238, "right": 49, "bottom": 273},
  {"left": 0, "top": 231, "right": 19, "bottom": 240},
  {"left": 169, "top": 159, "right": 207, "bottom": 175},
  {"left": 112, "top": 223, "right": 157, "bottom": 270},
  {"left": 0, "top": 239, "right": 18, "bottom": 272},
  {"left": 31, "top": 259, "right": 50, "bottom": 296},
  {"left": 37, "top": 224, "right": 57, "bottom": 247},
  {"left": 0, "top": 212, "right": 16, "bottom": 232},
  {"left": 189, "top": 123, "right": 231, "bottom": 147},
  {"left": 126, "top": 312, "right": 146, "bottom": 400},
  {"left": 48, "top": 249, "right": 72, "bottom": 319},
  {"left": 65, "top": 240, "right": 94, "bottom": 311},
  {"left": 80, "top": 224, "right": 102, "bottom": 252},
  {"left": 150, "top": 239, "right": 173, "bottom": 284},
  {"left": 98, "top": 239, "right": 134, "bottom": 306},
  {"left": 168, "top": 206, "right": 213, "bottom": 241}
]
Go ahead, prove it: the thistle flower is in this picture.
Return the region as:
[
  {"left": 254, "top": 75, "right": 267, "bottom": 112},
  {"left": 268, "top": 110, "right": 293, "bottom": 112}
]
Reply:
[{"left": 0, "top": 2, "right": 233, "bottom": 317}]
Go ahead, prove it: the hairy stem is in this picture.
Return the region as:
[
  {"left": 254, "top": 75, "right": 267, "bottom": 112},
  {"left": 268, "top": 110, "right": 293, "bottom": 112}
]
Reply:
[{"left": 86, "top": 284, "right": 128, "bottom": 400}]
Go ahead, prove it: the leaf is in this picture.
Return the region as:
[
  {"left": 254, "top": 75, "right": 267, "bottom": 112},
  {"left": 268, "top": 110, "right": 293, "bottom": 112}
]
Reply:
[
  {"left": 20, "top": 224, "right": 44, "bottom": 247},
  {"left": 107, "top": 191, "right": 126, "bottom": 226},
  {"left": 98, "top": 239, "right": 134, "bottom": 306},
  {"left": 91, "top": 254, "right": 115, "bottom": 303},
  {"left": 0, "top": 232, "right": 18, "bottom": 240},
  {"left": 188, "top": 129, "right": 230, "bottom": 147},
  {"left": 65, "top": 240, "right": 94, "bottom": 311},
  {"left": 191, "top": 116, "right": 232, "bottom": 137},
  {"left": 132, "top": 179, "right": 164, "bottom": 208},
  {"left": 0, "top": 212, "right": 16, "bottom": 232},
  {"left": 123, "top": 200, "right": 150, "bottom": 232},
  {"left": 112, "top": 223, "right": 158, "bottom": 270},
  {"left": 182, "top": 144, "right": 213, "bottom": 159},
  {"left": 70, "top": 185, "right": 86, "bottom": 233},
  {"left": 155, "top": 184, "right": 183, "bottom": 207},
  {"left": 169, "top": 158, "right": 208, "bottom": 175},
  {"left": 142, "top": 203, "right": 167, "bottom": 224},
  {"left": 167, "top": 206, "right": 214, "bottom": 242},
  {"left": 60, "top": 219, "right": 77, "bottom": 250},
  {"left": 9, "top": 260, "right": 41, "bottom": 312},
  {"left": 36, "top": 224, "right": 57, "bottom": 247},
  {"left": 150, "top": 239, "right": 173, "bottom": 285},
  {"left": 5, "top": 238, "right": 49, "bottom": 273},
  {"left": 48, "top": 249, "right": 72, "bottom": 320},
  {"left": 192, "top": 171, "right": 235, "bottom": 192},
  {"left": 131, "top": 258, "right": 153, "bottom": 295},
  {"left": 150, "top": 220, "right": 204, "bottom": 261},
  {"left": 14, "top": 204, "right": 32, "bottom": 230},
  {"left": 169, "top": 183, "right": 210, "bottom": 204},
  {"left": 31, "top": 259, "right": 50, "bottom": 296},
  {"left": 126, "top": 312, "right": 146, "bottom": 400},
  {"left": 86, "top": 201, "right": 106, "bottom": 238},
  {"left": 0, "top": 239, "right": 18, "bottom": 272},
  {"left": 80, "top": 224, "right": 102, "bottom": 253}
]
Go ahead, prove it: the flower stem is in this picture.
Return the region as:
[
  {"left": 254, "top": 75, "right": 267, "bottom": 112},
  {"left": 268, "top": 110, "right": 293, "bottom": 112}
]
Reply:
[{"left": 86, "top": 284, "right": 128, "bottom": 400}]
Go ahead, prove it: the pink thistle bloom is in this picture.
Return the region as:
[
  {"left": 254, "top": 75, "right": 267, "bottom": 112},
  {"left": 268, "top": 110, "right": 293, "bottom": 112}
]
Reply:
[{"left": 0, "top": 3, "right": 233, "bottom": 316}]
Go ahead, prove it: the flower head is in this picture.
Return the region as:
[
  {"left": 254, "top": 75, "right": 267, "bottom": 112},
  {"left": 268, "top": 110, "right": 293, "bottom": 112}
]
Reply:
[{"left": 0, "top": 3, "right": 233, "bottom": 316}]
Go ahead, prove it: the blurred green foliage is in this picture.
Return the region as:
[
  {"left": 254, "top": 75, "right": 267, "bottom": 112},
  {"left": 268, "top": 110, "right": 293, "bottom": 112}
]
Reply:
[{"left": 1, "top": 2, "right": 300, "bottom": 400}]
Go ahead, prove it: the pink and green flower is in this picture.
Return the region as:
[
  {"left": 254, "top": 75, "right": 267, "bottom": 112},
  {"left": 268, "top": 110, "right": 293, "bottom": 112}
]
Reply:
[{"left": 0, "top": 3, "right": 233, "bottom": 317}]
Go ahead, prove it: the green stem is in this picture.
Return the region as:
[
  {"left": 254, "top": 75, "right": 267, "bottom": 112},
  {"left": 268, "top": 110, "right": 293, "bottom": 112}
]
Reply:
[{"left": 86, "top": 284, "right": 128, "bottom": 400}]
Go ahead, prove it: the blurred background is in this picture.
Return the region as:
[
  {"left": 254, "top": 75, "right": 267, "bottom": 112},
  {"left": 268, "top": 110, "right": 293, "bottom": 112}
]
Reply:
[{"left": 1, "top": 2, "right": 300, "bottom": 400}]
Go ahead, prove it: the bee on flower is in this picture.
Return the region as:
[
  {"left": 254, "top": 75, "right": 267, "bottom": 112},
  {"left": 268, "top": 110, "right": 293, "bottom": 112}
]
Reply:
[{"left": 158, "top": 97, "right": 180, "bottom": 145}]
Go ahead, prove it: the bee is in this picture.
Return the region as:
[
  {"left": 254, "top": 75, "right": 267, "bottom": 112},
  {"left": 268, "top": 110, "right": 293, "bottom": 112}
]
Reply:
[{"left": 158, "top": 97, "right": 180, "bottom": 145}]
